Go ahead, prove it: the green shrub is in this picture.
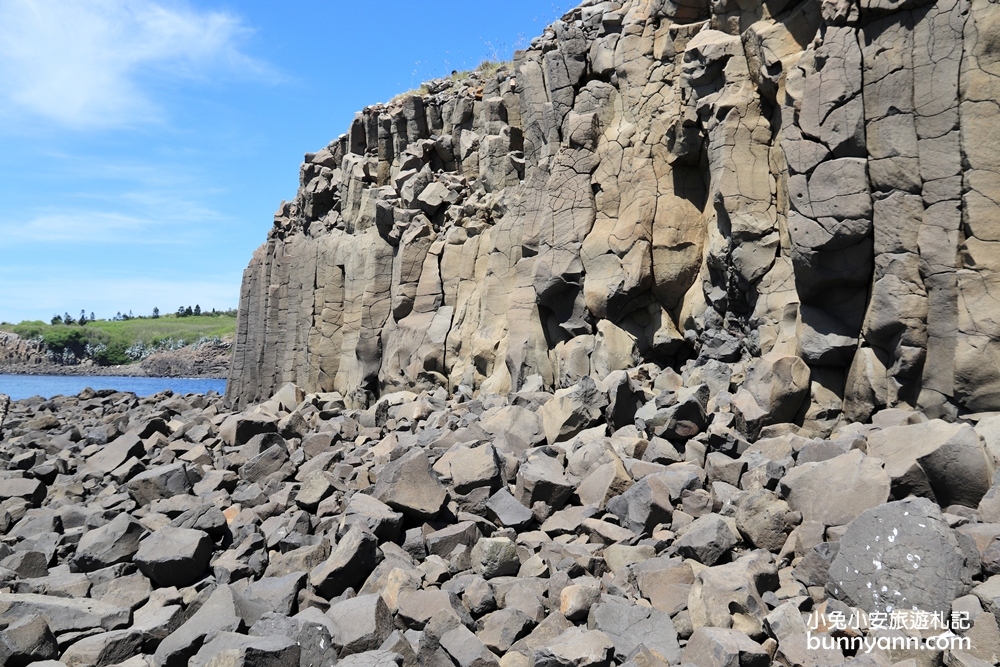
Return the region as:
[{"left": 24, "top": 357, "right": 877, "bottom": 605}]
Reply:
[
  {"left": 93, "top": 342, "right": 131, "bottom": 366},
  {"left": 12, "top": 321, "right": 47, "bottom": 340},
  {"left": 42, "top": 327, "right": 89, "bottom": 352},
  {"left": 1, "top": 315, "right": 236, "bottom": 364}
]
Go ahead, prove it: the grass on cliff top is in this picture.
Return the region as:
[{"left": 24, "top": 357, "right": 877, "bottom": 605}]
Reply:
[
  {"left": 1, "top": 315, "right": 237, "bottom": 352},
  {"left": 388, "top": 59, "right": 511, "bottom": 104}
]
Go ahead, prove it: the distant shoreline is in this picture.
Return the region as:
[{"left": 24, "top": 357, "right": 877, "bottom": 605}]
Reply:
[{"left": 0, "top": 362, "right": 226, "bottom": 379}]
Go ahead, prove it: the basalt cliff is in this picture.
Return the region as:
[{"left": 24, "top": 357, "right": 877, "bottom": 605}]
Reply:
[{"left": 228, "top": 0, "right": 1000, "bottom": 429}]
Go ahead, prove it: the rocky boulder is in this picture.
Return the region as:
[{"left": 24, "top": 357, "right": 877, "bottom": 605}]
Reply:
[
  {"left": 828, "top": 498, "right": 980, "bottom": 614},
  {"left": 866, "top": 420, "right": 994, "bottom": 508}
]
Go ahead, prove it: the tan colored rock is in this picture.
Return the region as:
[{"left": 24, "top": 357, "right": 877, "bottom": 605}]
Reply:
[
  {"left": 866, "top": 420, "right": 994, "bottom": 508},
  {"left": 224, "top": 0, "right": 1000, "bottom": 425},
  {"left": 778, "top": 450, "right": 890, "bottom": 527}
]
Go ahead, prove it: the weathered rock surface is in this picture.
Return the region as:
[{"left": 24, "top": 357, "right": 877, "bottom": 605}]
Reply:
[
  {"left": 866, "top": 419, "right": 994, "bottom": 507},
  {"left": 0, "top": 374, "right": 995, "bottom": 666},
  {"left": 828, "top": 498, "right": 979, "bottom": 614},
  {"left": 134, "top": 526, "right": 213, "bottom": 588},
  {"left": 227, "top": 0, "right": 1000, "bottom": 429},
  {"left": 7, "top": 0, "right": 1000, "bottom": 662},
  {"left": 70, "top": 513, "right": 145, "bottom": 573}
]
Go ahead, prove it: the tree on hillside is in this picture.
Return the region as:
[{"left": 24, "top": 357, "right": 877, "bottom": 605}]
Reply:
[
  {"left": 78, "top": 310, "right": 87, "bottom": 326},
  {"left": 90, "top": 312, "right": 95, "bottom": 322},
  {"left": 194, "top": 304, "right": 201, "bottom": 316},
  {"left": 184, "top": 306, "right": 193, "bottom": 317},
  {"left": 64, "top": 312, "right": 73, "bottom": 325},
  {"left": 51, "top": 314, "right": 63, "bottom": 325},
  {"left": 152, "top": 307, "right": 159, "bottom": 319}
]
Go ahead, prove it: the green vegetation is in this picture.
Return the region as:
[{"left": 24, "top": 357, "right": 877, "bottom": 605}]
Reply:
[{"left": 1, "top": 314, "right": 237, "bottom": 366}]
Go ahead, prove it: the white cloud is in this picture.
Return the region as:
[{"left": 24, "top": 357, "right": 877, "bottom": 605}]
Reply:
[{"left": 0, "top": 0, "right": 272, "bottom": 129}]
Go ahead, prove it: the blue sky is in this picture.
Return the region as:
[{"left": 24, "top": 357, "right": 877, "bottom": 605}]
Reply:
[{"left": 0, "top": 0, "right": 579, "bottom": 324}]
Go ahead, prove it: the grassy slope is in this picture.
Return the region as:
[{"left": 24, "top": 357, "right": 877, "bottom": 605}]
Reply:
[
  {"left": 85, "top": 316, "right": 236, "bottom": 347},
  {"left": 1, "top": 315, "right": 237, "bottom": 350}
]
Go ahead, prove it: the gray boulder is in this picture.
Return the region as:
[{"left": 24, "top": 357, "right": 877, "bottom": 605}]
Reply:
[
  {"left": 0, "top": 593, "right": 130, "bottom": 634},
  {"left": 85, "top": 433, "right": 144, "bottom": 475},
  {"left": 439, "top": 624, "right": 499, "bottom": 667},
  {"left": 154, "top": 585, "right": 268, "bottom": 667},
  {"left": 828, "top": 498, "right": 979, "bottom": 614},
  {"left": 632, "top": 557, "right": 695, "bottom": 616},
  {"left": 1, "top": 551, "right": 47, "bottom": 578},
  {"left": 538, "top": 377, "right": 610, "bottom": 446},
  {"left": 533, "top": 626, "right": 615, "bottom": 667},
  {"left": 586, "top": 594, "right": 681, "bottom": 664},
  {"left": 448, "top": 444, "right": 502, "bottom": 494},
  {"left": 689, "top": 551, "right": 778, "bottom": 638},
  {"left": 674, "top": 514, "right": 738, "bottom": 566},
  {"left": 233, "top": 572, "right": 305, "bottom": 616},
  {"left": 866, "top": 420, "right": 994, "bottom": 508},
  {"left": 514, "top": 452, "right": 575, "bottom": 512},
  {"left": 295, "top": 470, "right": 336, "bottom": 513},
  {"left": 326, "top": 594, "right": 393, "bottom": 655},
  {"left": 127, "top": 463, "right": 193, "bottom": 505},
  {"left": 190, "top": 632, "right": 300, "bottom": 667},
  {"left": 346, "top": 493, "right": 404, "bottom": 543},
  {"left": 733, "top": 352, "right": 810, "bottom": 436},
  {"left": 470, "top": 537, "right": 519, "bottom": 579},
  {"left": 735, "top": 488, "right": 790, "bottom": 552},
  {"left": 425, "top": 521, "right": 481, "bottom": 559},
  {"left": 682, "top": 627, "right": 769, "bottom": 667},
  {"left": 372, "top": 450, "right": 447, "bottom": 520},
  {"left": 308, "top": 525, "right": 378, "bottom": 599},
  {"left": 485, "top": 488, "right": 533, "bottom": 529},
  {"left": 476, "top": 608, "right": 534, "bottom": 653},
  {"left": 0, "top": 478, "right": 45, "bottom": 506},
  {"left": 219, "top": 412, "right": 278, "bottom": 447},
  {"left": 60, "top": 629, "right": 144, "bottom": 667},
  {"left": 779, "top": 450, "right": 889, "bottom": 526},
  {"left": 337, "top": 651, "right": 403, "bottom": 667},
  {"left": 396, "top": 589, "right": 469, "bottom": 630},
  {"left": 71, "top": 513, "right": 145, "bottom": 573},
  {"left": 134, "top": 526, "right": 213, "bottom": 587},
  {"left": 605, "top": 472, "right": 673, "bottom": 535},
  {"left": 239, "top": 439, "right": 291, "bottom": 484},
  {"left": 0, "top": 614, "right": 58, "bottom": 666},
  {"left": 250, "top": 610, "right": 338, "bottom": 667}
]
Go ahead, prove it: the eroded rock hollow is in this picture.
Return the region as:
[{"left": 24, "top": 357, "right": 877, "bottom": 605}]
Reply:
[{"left": 228, "top": 0, "right": 1000, "bottom": 427}]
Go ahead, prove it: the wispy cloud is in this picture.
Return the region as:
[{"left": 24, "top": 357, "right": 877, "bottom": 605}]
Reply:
[
  {"left": 4, "top": 211, "right": 155, "bottom": 244},
  {"left": 0, "top": 149, "right": 236, "bottom": 245},
  {"left": 0, "top": 0, "right": 274, "bottom": 129},
  {"left": 0, "top": 184, "right": 231, "bottom": 245}
]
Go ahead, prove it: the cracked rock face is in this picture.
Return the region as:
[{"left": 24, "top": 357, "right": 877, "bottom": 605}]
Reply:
[{"left": 227, "top": 0, "right": 1000, "bottom": 424}]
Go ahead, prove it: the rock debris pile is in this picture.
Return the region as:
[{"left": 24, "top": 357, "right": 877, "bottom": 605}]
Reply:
[{"left": 3, "top": 373, "right": 1000, "bottom": 666}]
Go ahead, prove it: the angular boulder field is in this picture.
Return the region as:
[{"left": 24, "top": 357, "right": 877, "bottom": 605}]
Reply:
[{"left": 2, "top": 0, "right": 1000, "bottom": 664}]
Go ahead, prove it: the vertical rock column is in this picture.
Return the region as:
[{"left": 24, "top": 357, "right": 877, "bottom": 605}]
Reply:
[
  {"left": 956, "top": 0, "right": 1000, "bottom": 411},
  {"left": 785, "top": 22, "right": 872, "bottom": 424}
]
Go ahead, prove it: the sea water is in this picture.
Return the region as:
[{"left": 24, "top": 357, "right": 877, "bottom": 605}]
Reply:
[{"left": 0, "top": 374, "right": 227, "bottom": 400}]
